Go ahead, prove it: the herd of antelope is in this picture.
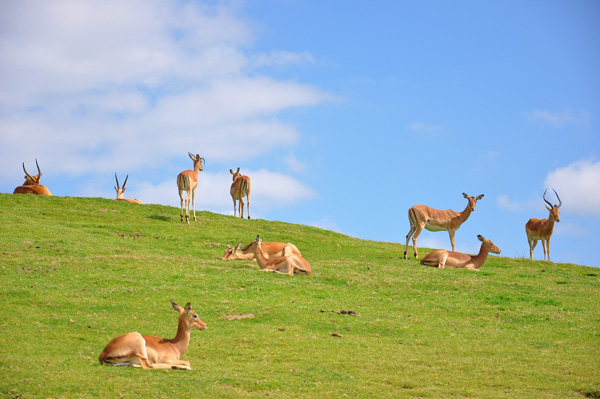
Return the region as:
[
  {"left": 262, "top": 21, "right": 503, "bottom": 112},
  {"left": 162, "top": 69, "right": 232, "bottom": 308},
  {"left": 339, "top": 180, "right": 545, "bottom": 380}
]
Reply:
[{"left": 11, "top": 155, "right": 564, "bottom": 370}]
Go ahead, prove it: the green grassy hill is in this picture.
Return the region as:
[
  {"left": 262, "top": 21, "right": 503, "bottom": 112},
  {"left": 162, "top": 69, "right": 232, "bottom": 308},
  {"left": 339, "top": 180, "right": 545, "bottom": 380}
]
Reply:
[{"left": 0, "top": 194, "right": 598, "bottom": 398}]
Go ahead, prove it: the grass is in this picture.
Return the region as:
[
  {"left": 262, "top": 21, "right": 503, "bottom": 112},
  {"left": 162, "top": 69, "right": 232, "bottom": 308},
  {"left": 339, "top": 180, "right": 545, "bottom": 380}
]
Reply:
[{"left": 0, "top": 193, "right": 598, "bottom": 398}]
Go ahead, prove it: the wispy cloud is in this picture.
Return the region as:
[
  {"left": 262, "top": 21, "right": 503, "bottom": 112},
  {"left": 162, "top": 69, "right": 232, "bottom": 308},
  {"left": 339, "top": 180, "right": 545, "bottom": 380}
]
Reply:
[
  {"left": 523, "top": 109, "right": 590, "bottom": 128},
  {"left": 408, "top": 122, "right": 445, "bottom": 134}
]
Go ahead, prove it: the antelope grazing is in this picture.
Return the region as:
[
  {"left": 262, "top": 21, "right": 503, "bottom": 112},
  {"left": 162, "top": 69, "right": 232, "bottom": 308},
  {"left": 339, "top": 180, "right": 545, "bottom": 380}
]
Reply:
[
  {"left": 13, "top": 159, "right": 52, "bottom": 195},
  {"left": 177, "top": 153, "right": 205, "bottom": 223},
  {"left": 114, "top": 174, "right": 142, "bottom": 204},
  {"left": 99, "top": 300, "right": 206, "bottom": 370},
  {"left": 240, "top": 237, "right": 301, "bottom": 259},
  {"left": 253, "top": 236, "right": 311, "bottom": 275},
  {"left": 404, "top": 193, "right": 484, "bottom": 259},
  {"left": 221, "top": 243, "right": 255, "bottom": 260},
  {"left": 420, "top": 235, "right": 501, "bottom": 271},
  {"left": 526, "top": 189, "right": 562, "bottom": 262},
  {"left": 230, "top": 168, "right": 251, "bottom": 219}
]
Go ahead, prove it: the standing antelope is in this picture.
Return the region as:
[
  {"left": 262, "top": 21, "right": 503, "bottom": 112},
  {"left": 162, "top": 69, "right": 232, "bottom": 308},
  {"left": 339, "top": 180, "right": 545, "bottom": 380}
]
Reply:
[
  {"left": 99, "top": 300, "right": 207, "bottom": 370},
  {"left": 221, "top": 243, "right": 255, "bottom": 260},
  {"left": 13, "top": 159, "right": 52, "bottom": 195},
  {"left": 404, "top": 193, "right": 484, "bottom": 259},
  {"left": 230, "top": 168, "right": 251, "bottom": 219},
  {"left": 114, "top": 173, "right": 142, "bottom": 204},
  {"left": 253, "top": 236, "right": 311, "bottom": 275},
  {"left": 420, "top": 235, "right": 501, "bottom": 271},
  {"left": 526, "top": 189, "right": 562, "bottom": 262},
  {"left": 177, "top": 153, "right": 205, "bottom": 223}
]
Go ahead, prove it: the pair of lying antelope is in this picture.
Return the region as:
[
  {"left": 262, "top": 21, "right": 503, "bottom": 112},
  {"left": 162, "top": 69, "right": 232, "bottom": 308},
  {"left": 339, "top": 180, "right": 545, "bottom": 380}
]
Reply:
[{"left": 222, "top": 235, "right": 311, "bottom": 275}]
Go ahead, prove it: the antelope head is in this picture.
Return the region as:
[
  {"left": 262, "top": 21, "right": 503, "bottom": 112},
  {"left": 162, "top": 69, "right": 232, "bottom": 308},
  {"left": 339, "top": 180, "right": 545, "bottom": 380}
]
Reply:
[
  {"left": 463, "top": 193, "right": 485, "bottom": 211},
  {"left": 230, "top": 167, "right": 241, "bottom": 181},
  {"left": 543, "top": 188, "right": 562, "bottom": 223},
  {"left": 114, "top": 173, "right": 129, "bottom": 199},
  {"left": 22, "top": 159, "right": 43, "bottom": 186},
  {"left": 477, "top": 235, "right": 501, "bottom": 254},
  {"left": 189, "top": 153, "right": 205, "bottom": 171}
]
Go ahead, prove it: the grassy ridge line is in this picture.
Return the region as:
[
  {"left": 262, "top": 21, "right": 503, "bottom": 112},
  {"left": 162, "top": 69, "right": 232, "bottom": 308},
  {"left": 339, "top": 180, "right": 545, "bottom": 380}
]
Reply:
[{"left": 0, "top": 193, "right": 598, "bottom": 399}]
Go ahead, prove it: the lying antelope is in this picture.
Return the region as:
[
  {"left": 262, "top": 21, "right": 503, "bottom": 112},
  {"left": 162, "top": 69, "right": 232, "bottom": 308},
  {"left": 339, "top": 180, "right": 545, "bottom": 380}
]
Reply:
[
  {"left": 221, "top": 243, "right": 255, "bottom": 260},
  {"left": 114, "top": 173, "right": 142, "bottom": 204},
  {"left": 240, "top": 237, "right": 301, "bottom": 259},
  {"left": 253, "top": 235, "right": 311, "bottom": 275},
  {"left": 404, "top": 193, "right": 484, "bottom": 259},
  {"left": 177, "top": 153, "right": 205, "bottom": 223},
  {"left": 13, "top": 159, "right": 52, "bottom": 195},
  {"left": 526, "top": 189, "right": 562, "bottom": 262},
  {"left": 230, "top": 168, "right": 251, "bottom": 219},
  {"left": 99, "top": 300, "right": 206, "bottom": 370},
  {"left": 420, "top": 235, "right": 501, "bottom": 271}
]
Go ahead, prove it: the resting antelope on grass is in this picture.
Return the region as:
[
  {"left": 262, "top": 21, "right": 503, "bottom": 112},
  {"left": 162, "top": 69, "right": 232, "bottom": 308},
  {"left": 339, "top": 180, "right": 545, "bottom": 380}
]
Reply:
[
  {"left": 230, "top": 168, "right": 251, "bottom": 219},
  {"left": 240, "top": 237, "right": 301, "bottom": 259},
  {"left": 221, "top": 243, "right": 255, "bottom": 260},
  {"left": 252, "top": 235, "right": 311, "bottom": 275},
  {"left": 114, "top": 173, "right": 142, "bottom": 204},
  {"left": 420, "top": 234, "right": 501, "bottom": 271},
  {"left": 526, "top": 189, "right": 562, "bottom": 262},
  {"left": 177, "top": 153, "right": 205, "bottom": 223},
  {"left": 13, "top": 159, "right": 52, "bottom": 195},
  {"left": 404, "top": 193, "right": 484, "bottom": 259},
  {"left": 99, "top": 300, "right": 206, "bottom": 370}
]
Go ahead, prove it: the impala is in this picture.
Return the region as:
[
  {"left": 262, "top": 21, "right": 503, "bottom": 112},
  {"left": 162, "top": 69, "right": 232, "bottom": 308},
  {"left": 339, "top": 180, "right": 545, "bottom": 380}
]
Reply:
[
  {"left": 526, "top": 189, "right": 562, "bottom": 262},
  {"left": 230, "top": 168, "right": 252, "bottom": 219},
  {"left": 114, "top": 173, "right": 142, "bottom": 204},
  {"left": 221, "top": 243, "right": 255, "bottom": 260},
  {"left": 420, "top": 234, "right": 501, "bottom": 271},
  {"left": 404, "top": 193, "right": 484, "bottom": 259},
  {"left": 240, "top": 237, "right": 301, "bottom": 259},
  {"left": 177, "top": 153, "right": 205, "bottom": 223},
  {"left": 99, "top": 300, "right": 206, "bottom": 370},
  {"left": 252, "top": 235, "right": 311, "bottom": 275},
  {"left": 13, "top": 159, "right": 52, "bottom": 195}
]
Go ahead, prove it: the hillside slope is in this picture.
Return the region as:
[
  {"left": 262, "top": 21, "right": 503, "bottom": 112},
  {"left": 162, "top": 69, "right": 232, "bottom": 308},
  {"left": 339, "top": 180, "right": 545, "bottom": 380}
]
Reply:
[{"left": 0, "top": 194, "right": 598, "bottom": 398}]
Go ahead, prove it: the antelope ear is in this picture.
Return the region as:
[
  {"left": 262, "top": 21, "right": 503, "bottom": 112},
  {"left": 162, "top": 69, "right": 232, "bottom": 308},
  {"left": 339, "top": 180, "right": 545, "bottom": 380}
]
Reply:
[
  {"left": 230, "top": 169, "right": 234, "bottom": 175},
  {"left": 463, "top": 193, "right": 469, "bottom": 198},
  {"left": 478, "top": 235, "right": 484, "bottom": 242},
  {"left": 226, "top": 243, "right": 231, "bottom": 249},
  {"left": 546, "top": 205, "right": 552, "bottom": 211},
  {"left": 235, "top": 243, "right": 241, "bottom": 250},
  {"left": 477, "top": 194, "right": 484, "bottom": 200},
  {"left": 236, "top": 167, "right": 240, "bottom": 173},
  {"left": 185, "top": 302, "right": 192, "bottom": 312},
  {"left": 171, "top": 300, "right": 183, "bottom": 312}
]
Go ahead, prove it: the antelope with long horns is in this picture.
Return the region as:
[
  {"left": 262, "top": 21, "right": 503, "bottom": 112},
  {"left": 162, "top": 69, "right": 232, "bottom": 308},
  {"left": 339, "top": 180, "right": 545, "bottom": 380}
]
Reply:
[
  {"left": 420, "top": 234, "right": 501, "bottom": 271},
  {"left": 404, "top": 193, "right": 484, "bottom": 259},
  {"left": 13, "top": 159, "right": 52, "bottom": 195},
  {"left": 230, "top": 168, "right": 251, "bottom": 219},
  {"left": 177, "top": 153, "right": 205, "bottom": 223},
  {"left": 114, "top": 174, "right": 142, "bottom": 204},
  {"left": 99, "top": 300, "right": 207, "bottom": 370},
  {"left": 526, "top": 189, "right": 562, "bottom": 262}
]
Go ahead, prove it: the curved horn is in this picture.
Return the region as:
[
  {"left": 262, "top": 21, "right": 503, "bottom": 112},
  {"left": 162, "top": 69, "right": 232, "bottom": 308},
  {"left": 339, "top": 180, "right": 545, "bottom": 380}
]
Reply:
[
  {"left": 122, "top": 174, "right": 129, "bottom": 189},
  {"left": 115, "top": 173, "right": 120, "bottom": 189},
  {"left": 543, "top": 189, "right": 553, "bottom": 208},
  {"left": 35, "top": 159, "right": 42, "bottom": 176},
  {"left": 23, "top": 162, "right": 34, "bottom": 180},
  {"left": 553, "top": 189, "right": 562, "bottom": 208}
]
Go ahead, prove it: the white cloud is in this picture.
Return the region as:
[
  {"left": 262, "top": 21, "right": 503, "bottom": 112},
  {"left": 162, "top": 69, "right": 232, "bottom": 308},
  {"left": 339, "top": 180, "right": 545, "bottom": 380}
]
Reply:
[
  {"left": 523, "top": 109, "right": 590, "bottom": 128},
  {"left": 497, "top": 194, "right": 523, "bottom": 211},
  {"left": 544, "top": 159, "right": 600, "bottom": 217},
  {"left": 251, "top": 50, "right": 315, "bottom": 68},
  {"left": 408, "top": 122, "right": 445, "bottom": 134}
]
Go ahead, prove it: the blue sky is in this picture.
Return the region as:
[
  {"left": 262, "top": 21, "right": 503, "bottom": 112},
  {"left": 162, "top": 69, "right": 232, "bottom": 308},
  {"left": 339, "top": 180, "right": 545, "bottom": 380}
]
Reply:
[{"left": 1, "top": 1, "right": 599, "bottom": 267}]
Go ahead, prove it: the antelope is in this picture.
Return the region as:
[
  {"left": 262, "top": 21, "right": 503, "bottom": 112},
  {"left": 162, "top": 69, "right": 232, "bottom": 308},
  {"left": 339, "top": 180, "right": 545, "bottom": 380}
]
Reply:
[
  {"left": 177, "top": 153, "right": 205, "bottom": 223},
  {"left": 13, "top": 159, "right": 52, "bottom": 195},
  {"left": 114, "top": 173, "right": 142, "bottom": 204},
  {"left": 404, "top": 193, "right": 484, "bottom": 259},
  {"left": 221, "top": 243, "right": 255, "bottom": 260},
  {"left": 240, "top": 238, "right": 301, "bottom": 259},
  {"left": 230, "top": 168, "right": 251, "bottom": 219},
  {"left": 420, "top": 234, "right": 501, "bottom": 271},
  {"left": 526, "top": 189, "right": 562, "bottom": 262},
  {"left": 99, "top": 300, "right": 206, "bottom": 370},
  {"left": 252, "top": 235, "right": 311, "bottom": 275}
]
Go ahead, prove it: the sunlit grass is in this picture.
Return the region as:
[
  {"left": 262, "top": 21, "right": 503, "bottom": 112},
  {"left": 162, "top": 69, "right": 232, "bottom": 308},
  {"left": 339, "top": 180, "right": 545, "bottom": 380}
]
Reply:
[{"left": 0, "top": 193, "right": 598, "bottom": 398}]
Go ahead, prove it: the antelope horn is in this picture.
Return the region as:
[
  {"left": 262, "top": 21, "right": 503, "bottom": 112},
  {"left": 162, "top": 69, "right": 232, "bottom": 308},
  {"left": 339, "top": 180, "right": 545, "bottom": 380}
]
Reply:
[
  {"left": 115, "top": 173, "right": 120, "bottom": 189},
  {"left": 23, "top": 162, "right": 34, "bottom": 180},
  {"left": 553, "top": 189, "right": 562, "bottom": 208},
  {"left": 35, "top": 159, "right": 42, "bottom": 177},
  {"left": 122, "top": 174, "right": 129, "bottom": 189},
  {"left": 543, "top": 189, "right": 553, "bottom": 208}
]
